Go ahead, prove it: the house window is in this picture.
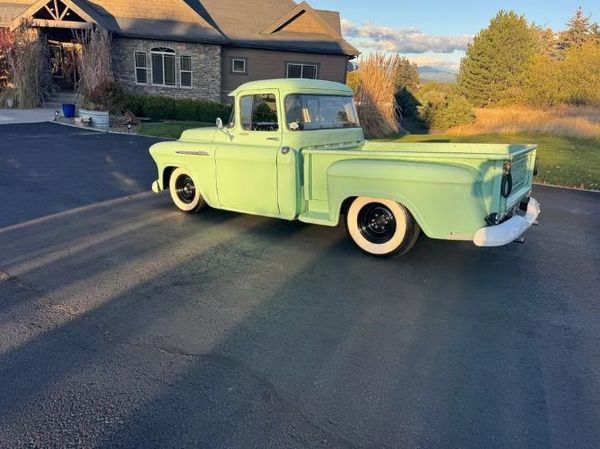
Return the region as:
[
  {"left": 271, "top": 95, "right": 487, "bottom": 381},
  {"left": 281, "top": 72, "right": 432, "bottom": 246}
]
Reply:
[
  {"left": 287, "top": 63, "right": 318, "bottom": 79},
  {"left": 151, "top": 47, "right": 176, "bottom": 86},
  {"left": 231, "top": 58, "right": 246, "bottom": 74},
  {"left": 180, "top": 55, "right": 192, "bottom": 87},
  {"left": 134, "top": 52, "right": 148, "bottom": 84},
  {"left": 240, "top": 94, "right": 278, "bottom": 131}
]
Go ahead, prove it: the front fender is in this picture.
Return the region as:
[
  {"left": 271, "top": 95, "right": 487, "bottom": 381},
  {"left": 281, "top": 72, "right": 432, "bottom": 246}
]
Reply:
[
  {"left": 148, "top": 141, "right": 218, "bottom": 207},
  {"left": 327, "top": 159, "right": 488, "bottom": 240}
]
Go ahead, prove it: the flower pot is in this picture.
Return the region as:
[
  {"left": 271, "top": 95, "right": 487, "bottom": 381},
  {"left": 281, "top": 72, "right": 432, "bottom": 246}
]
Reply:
[
  {"left": 79, "top": 108, "right": 109, "bottom": 129},
  {"left": 62, "top": 103, "right": 76, "bottom": 118}
]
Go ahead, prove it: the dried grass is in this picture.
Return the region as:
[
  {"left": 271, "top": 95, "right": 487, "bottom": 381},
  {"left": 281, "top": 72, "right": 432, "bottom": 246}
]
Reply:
[
  {"left": 354, "top": 53, "right": 399, "bottom": 138},
  {"left": 447, "top": 105, "right": 600, "bottom": 138},
  {"left": 76, "top": 29, "right": 113, "bottom": 107},
  {"left": 5, "top": 23, "right": 48, "bottom": 108}
]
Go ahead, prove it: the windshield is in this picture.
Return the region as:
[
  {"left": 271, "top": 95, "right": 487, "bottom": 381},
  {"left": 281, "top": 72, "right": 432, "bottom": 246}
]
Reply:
[{"left": 285, "top": 94, "right": 360, "bottom": 131}]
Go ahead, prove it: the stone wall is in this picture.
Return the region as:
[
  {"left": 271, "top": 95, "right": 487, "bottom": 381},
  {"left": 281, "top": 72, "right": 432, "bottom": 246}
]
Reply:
[{"left": 111, "top": 37, "right": 221, "bottom": 103}]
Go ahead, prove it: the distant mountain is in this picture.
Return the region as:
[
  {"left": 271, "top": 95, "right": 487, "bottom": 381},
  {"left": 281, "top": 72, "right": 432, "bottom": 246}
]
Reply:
[{"left": 419, "top": 66, "right": 457, "bottom": 83}]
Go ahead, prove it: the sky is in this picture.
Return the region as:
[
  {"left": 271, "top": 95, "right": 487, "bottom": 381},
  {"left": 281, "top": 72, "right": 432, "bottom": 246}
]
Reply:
[{"left": 310, "top": 0, "right": 600, "bottom": 72}]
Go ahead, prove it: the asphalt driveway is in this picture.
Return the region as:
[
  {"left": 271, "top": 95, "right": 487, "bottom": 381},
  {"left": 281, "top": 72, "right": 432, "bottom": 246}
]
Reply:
[{"left": 0, "top": 123, "right": 599, "bottom": 449}]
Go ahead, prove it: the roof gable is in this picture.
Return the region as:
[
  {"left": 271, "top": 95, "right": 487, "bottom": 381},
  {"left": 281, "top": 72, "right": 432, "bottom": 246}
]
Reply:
[
  {"left": 261, "top": 1, "right": 341, "bottom": 38},
  {"left": 7, "top": 0, "right": 101, "bottom": 30}
]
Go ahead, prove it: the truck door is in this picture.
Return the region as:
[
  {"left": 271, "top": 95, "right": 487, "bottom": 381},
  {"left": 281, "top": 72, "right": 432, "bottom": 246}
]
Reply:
[{"left": 215, "top": 92, "right": 281, "bottom": 215}]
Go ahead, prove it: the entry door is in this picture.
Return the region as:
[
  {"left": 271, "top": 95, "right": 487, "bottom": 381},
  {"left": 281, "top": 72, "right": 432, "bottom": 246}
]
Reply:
[{"left": 215, "top": 92, "right": 282, "bottom": 215}]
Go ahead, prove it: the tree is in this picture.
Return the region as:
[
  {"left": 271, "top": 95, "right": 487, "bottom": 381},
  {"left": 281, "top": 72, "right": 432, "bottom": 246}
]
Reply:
[
  {"left": 558, "top": 7, "right": 593, "bottom": 49},
  {"left": 394, "top": 57, "right": 420, "bottom": 91},
  {"left": 531, "top": 25, "right": 560, "bottom": 59},
  {"left": 524, "top": 41, "right": 600, "bottom": 107},
  {"left": 458, "top": 10, "right": 537, "bottom": 106}
]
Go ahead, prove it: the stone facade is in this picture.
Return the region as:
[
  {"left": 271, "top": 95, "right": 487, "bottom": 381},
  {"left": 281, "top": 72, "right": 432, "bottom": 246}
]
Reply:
[{"left": 111, "top": 37, "right": 221, "bottom": 103}]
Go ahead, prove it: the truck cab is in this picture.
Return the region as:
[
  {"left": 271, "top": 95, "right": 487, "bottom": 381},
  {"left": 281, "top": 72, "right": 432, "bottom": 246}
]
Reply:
[{"left": 149, "top": 79, "right": 540, "bottom": 257}]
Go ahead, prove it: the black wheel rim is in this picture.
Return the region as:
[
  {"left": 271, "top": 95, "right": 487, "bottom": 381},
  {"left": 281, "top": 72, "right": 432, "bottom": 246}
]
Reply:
[
  {"left": 357, "top": 203, "right": 397, "bottom": 244},
  {"left": 175, "top": 175, "right": 196, "bottom": 204}
]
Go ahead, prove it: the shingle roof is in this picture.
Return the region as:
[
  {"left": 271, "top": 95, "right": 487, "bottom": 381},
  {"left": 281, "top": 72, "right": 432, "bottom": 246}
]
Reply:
[{"left": 0, "top": 0, "right": 358, "bottom": 56}]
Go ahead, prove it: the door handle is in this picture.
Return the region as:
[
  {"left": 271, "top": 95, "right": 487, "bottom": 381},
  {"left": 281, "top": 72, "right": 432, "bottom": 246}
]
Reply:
[{"left": 266, "top": 137, "right": 280, "bottom": 142}]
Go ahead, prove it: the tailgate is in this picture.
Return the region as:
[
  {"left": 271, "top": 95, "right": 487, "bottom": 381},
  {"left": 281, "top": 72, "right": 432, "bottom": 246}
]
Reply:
[{"left": 503, "top": 146, "right": 537, "bottom": 211}]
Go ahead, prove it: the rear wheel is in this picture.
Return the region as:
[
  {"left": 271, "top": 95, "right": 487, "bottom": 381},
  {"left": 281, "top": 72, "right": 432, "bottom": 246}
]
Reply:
[
  {"left": 169, "top": 167, "right": 206, "bottom": 213},
  {"left": 346, "top": 197, "right": 420, "bottom": 257}
]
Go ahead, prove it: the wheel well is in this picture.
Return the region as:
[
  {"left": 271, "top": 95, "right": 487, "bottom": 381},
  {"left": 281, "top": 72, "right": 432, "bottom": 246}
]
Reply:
[
  {"left": 163, "top": 166, "right": 177, "bottom": 189},
  {"left": 340, "top": 196, "right": 357, "bottom": 218}
]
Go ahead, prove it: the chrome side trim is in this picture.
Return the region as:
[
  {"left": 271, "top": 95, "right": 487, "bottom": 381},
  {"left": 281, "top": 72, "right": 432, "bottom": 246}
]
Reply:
[{"left": 175, "top": 150, "right": 210, "bottom": 156}]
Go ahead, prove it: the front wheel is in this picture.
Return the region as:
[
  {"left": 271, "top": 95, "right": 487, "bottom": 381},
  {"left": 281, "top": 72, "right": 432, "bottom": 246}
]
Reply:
[
  {"left": 346, "top": 197, "right": 420, "bottom": 257},
  {"left": 169, "top": 167, "right": 206, "bottom": 213}
]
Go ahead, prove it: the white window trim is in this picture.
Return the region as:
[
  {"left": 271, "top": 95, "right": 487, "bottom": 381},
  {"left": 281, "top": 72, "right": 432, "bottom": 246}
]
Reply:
[
  {"left": 134, "top": 51, "right": 148, "bottom": 85},
  {"left": 180, "top": 55, "right": 192, "bottom": 89},
  {"left": 286, "top": 63, "right": 318, "bottom": 79},
  {"left": 232, "top": 58, "right": 246, "bottom": 74},
  {"left": 151, "top": 48, "right": 177, "bottom": 88}
]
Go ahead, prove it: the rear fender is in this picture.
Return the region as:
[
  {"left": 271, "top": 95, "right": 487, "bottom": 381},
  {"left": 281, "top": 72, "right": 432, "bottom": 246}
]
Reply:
[{"left": 327, "top": 159, "right": 488, "bottom": 240}]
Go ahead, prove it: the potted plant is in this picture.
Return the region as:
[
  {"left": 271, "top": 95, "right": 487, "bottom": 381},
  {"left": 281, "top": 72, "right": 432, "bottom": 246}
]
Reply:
[{"left": 79, "top": 79, "right": 123, "bottom": 129}]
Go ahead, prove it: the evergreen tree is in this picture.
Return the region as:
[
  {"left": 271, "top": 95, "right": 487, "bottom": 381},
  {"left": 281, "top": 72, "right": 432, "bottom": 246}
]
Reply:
[
  {"left": 558, "top": 7, "right": 592, "bottom": 49},
  {"left": 394, "top": 57, "right": 420, "bottom": 91},
  {"left": 458, "top": 11, "right": 537, "bottom": 106}
]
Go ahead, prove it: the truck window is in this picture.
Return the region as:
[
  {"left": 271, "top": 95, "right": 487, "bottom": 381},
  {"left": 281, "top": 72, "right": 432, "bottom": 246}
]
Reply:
[
  {"left": 240, "top": 94, "right": 279, "bottom": 132},
  {"left": 285, "top": 94, "right": 359, "bottom": 131}
]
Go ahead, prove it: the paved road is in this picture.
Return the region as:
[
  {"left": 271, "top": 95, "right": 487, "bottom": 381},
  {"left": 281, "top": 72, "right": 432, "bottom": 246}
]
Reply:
[{"left": 0, "top": 123, "right": 599, "bottom": 449}]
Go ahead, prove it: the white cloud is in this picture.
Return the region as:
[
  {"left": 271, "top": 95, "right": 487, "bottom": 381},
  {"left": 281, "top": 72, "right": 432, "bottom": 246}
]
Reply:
[{"left": 341, "top": 19, "right": 472, "bottom": 54}]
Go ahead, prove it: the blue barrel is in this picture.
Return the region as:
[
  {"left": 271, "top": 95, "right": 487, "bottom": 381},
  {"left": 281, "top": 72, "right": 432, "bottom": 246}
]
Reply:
[{"left": 62, "top": 103, "right": 76, "bottom": 118}]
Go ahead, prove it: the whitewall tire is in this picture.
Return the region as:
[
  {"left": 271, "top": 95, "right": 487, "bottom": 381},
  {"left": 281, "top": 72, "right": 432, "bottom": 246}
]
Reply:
[
  {"left": 346, "top": 197, "right": 420, "bottom": 257},
  {"left": 169, "top": 167, "right": 206, "bottom": 213}
]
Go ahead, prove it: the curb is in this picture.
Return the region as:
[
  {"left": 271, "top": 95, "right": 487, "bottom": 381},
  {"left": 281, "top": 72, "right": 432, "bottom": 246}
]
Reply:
[
  {"left": 534, "top": 182, "right": 599, "bottom": 194},
  {"left": 48, "top": 119, "right": 177, "bottom": 140}
]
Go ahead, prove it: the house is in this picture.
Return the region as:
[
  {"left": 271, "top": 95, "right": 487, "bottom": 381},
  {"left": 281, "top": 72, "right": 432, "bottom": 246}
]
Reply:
[{"left": 0, "top": 0, "right": 358, "bottom": 103}]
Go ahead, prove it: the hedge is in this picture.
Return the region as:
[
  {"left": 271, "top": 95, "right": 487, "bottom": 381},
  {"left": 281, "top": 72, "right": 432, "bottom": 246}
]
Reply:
[{"left": 124, "top": 94, "right": 232, "bottom": 123}]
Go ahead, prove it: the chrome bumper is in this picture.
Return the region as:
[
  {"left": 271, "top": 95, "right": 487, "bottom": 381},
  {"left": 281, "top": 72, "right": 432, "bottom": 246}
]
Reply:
[
  {"left": 473, "top": 198, "right": 541, "bottom": 247},
  {"left": 151, "top": 180, "right": 161, "bottom": 193}
]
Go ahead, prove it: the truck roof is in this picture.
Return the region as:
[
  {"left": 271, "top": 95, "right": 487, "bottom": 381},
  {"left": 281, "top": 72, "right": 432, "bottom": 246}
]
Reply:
[{"left": 228, "top": 78, "right": 353, "bottom": 97}]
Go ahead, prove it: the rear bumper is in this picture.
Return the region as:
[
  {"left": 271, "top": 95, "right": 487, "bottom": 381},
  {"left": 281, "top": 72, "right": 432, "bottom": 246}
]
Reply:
[
  {"left": 151, "top": 180, "right": 162, "bottom": 193},
  {"left": 473, "top": 197, "right": 540, "bottom": 247}
]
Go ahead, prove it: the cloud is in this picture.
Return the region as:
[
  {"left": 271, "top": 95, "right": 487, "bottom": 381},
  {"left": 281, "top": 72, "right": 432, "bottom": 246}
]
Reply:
[{"left": 341, "top": 19, "right": 472, "bottom": 54}]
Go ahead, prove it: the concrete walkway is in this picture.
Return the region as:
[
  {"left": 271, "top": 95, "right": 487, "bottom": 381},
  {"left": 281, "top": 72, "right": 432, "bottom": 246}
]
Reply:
[{"left": 0, "top": 108, "right": 57, "bottom": 124}]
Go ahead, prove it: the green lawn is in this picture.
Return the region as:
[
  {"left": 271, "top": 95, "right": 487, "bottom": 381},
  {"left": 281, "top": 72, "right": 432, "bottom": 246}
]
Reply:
[
  {"left": 381, "top": 133, "right": 599, "bottom": 190},
  {"left": 138, "top": 121, "right": 213, "bottom": 139}
]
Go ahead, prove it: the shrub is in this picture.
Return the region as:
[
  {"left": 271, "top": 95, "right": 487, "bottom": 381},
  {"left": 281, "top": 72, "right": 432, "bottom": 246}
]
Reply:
[
  {"left": 524, "top": 41, "right": 600, "bottom": 107},
  {"left": 84, "top": 80, "right": 125, "bottom": 114},
  {"left": 123, "top": 94, "right": 232, "bottom": 123},
  {"left": 418, "top": 82, "right": 476, "bottom": 130}
]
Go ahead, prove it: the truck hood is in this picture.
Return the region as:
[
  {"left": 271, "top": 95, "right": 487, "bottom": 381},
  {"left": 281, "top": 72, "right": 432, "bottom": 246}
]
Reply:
[{"left": 179, "top": 127, "right": 218, "bottom": 142}]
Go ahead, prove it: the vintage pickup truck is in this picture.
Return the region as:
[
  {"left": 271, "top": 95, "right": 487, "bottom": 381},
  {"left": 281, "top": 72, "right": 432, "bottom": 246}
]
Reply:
[{"left": 149, "top": 79, "right": 540, "bottom": 257}]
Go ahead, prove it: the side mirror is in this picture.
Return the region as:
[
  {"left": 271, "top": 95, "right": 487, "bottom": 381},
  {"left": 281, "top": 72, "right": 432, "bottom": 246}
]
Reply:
[{"left": 216, "top": 117, "right": 223, "bottom": 129}]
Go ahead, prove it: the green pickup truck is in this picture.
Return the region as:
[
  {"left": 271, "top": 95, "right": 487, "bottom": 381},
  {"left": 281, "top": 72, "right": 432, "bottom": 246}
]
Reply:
[{"left": 149, "top": 79, "right": 540, "bottom": 257}]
